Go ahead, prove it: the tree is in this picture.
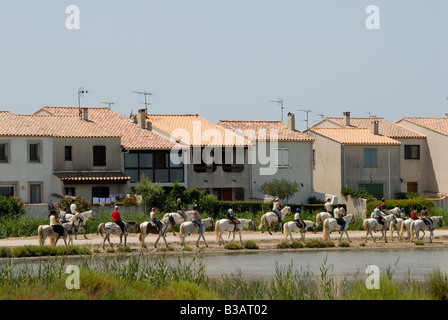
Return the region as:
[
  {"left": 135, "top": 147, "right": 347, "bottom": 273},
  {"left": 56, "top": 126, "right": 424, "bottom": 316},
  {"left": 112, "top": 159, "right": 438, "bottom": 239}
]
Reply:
[
  {"left": 134, "top": 174, "right": 168, "bottom": 211},
  {"left": 260, "top": 179, "right": 300, "bottom": 203}
]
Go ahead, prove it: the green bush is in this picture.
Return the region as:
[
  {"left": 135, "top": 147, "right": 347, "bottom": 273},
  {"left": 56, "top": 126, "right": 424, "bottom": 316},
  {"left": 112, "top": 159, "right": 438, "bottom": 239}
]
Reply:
[
  {"left": 0, "top": 196, "right": 25, "bottom": 218},
  {"left": 57, "top": 195, "right": 91, "bottom": 212},
  {"left": 224, "top": 243, "right": 243, "bottom": 250},
  {"left": 244, "top": 240, "right": 259, "bottom": 250}
]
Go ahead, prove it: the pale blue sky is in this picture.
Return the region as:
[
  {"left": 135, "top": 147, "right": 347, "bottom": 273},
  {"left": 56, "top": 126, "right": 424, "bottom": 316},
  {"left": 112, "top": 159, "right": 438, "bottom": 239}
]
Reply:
[{"left": 1, "top": 0, "right": 447, "bottom": 131}]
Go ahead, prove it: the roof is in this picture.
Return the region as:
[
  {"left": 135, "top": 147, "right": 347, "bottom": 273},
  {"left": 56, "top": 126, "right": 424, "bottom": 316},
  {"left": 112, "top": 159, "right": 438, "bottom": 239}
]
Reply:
[
  {"left": 54, "top": 172, "right": 131, "bottom": 184},
  {"left": 218, "top": 120, "right": 314, "bottom": 142},
  {"left": 309, "top": 128, "right": 401, "bottom": 146},
  {"left": 35, "top": 107, "right": 179, "bottom": 150},
  {"left": 316, "top": 117, "right": 425, "bottom": 139},
  {"left": 146, "top": 114, "right": 251, "bottom": 147},
  {"left": 0, "top": 111, "right": 119, "bottom": 138},
  {"left": 397, "top": 117, "right": 448, "bottom": 137}
]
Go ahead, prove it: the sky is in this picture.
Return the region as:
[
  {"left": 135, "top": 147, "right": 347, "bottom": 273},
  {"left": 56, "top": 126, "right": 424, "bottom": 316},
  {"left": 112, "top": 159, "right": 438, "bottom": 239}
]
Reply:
[{"left": 0, "top": 0, "right": 447, "bottom": 131}]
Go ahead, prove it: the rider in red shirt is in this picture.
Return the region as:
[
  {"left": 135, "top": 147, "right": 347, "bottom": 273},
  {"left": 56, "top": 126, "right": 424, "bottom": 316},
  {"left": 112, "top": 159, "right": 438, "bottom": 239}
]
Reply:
[{"left": 112, "top": 206, "right": 127, "bottom": 234}]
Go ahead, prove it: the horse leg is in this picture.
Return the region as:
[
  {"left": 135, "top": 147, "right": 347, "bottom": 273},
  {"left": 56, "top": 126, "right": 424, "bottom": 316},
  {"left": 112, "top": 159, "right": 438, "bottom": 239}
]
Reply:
[
  {"left": 239, "top": 230, "right": 243, "bottom": 245},
  {"left": 268, "top": 223, "right": 272, "bottom": 236}
]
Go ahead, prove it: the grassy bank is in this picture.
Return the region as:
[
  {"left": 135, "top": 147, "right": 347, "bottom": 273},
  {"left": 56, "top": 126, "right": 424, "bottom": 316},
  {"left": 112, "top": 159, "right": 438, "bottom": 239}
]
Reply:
[{"left": 0, "top": 254, "right": 447, "bottom": 300}]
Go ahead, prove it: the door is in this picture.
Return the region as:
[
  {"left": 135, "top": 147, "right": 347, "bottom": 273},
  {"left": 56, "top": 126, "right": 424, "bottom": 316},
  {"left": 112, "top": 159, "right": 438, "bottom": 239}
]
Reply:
[
  {"left": 407, "top": 182, "right": 418, "bottom": 193},
  {"left": 222, "top": 188, "right": 232, "bottom": 201},
  {"left": 359, "top": 184, "right": 383, "bottom": 200}
]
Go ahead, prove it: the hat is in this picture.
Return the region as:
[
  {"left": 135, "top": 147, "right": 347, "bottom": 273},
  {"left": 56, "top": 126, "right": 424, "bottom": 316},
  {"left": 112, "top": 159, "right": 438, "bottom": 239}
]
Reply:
[
  {"left": 177, "top": 198, "right": 181, "bottom": 202},
  {"left": 401, "top": 208, "right": 405, "bottom": 211},
  {"left": 152, "top": 207, "right": 156, "bottom": 211},
  {"left": 296, "top": 208, "right": 300, "bottom": 212},
  {"left": 115, "top": 206, "right": 119, "bottom": 210}
]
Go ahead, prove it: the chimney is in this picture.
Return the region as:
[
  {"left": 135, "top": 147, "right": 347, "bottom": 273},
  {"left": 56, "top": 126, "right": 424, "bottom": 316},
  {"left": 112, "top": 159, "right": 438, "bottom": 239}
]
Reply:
[
  {"left": 287, "top": 112, "right": 295, "bottom": 131},
  {"left": 137, "top": 108, "right": 147, "bottom": 129},
  {"left": 343, "top": 111, "right": 351, "bottom": 126},
  {"left": 80, "top": 107, "right": 88, "bottom": 121},
  {"left": 371, "top": 120, "right": 379, "bottom": 135}
]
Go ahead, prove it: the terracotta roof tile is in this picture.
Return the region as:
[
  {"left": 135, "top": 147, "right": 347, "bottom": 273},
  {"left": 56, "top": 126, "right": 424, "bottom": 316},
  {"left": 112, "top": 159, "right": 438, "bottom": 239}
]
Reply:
[
  {"left": 35, "top": 107, "right": 178, "bottom": 149},
  {"left": 146, "top": 114, "right": 250, "bottom": 146},
  {"left": 321, "top": 117, "right": 425, "bottom": 139},
  {"left": 397, "top": 117, "right": 448, "bottom": 137},
  {"left": 218, "top": 120, "right": 314, "bottom": 142},
  {"left": 309, "top": 128, "right": 401, "bottom": 145}
]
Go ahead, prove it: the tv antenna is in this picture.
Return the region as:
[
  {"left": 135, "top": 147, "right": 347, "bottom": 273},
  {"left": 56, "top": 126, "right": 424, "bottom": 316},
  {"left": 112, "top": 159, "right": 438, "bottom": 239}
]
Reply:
[
  {"left": 133, "top": 90, "right": 152, "bottom": 111},
  {"left": 269, "top": 98, "right": 284, "bottom": 122},
  {"left": 101, "top": 101, "right": 115, "bottom": 109},
  {"left": 78, "top": 87, "right": 89, "bottom": 117},
  {"left": 298, "top": 109, "right": 313, "bottom": 129},
  {"left": 366, "top": 112, "right": 377, "bottom": 118}
]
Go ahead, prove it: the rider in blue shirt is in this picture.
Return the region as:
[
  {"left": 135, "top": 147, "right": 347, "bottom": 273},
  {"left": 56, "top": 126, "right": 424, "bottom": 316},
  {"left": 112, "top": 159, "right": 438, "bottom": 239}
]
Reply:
[{"left": 226, "top": 205, "right": 240, "bottom": 231}]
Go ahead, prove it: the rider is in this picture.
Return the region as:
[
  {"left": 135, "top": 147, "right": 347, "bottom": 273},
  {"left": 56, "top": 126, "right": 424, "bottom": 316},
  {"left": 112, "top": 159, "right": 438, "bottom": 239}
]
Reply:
[
  {"left": 272, "top": 198, "right": 282, "bottom": 223},
  {"left": 226, "top": 204, "right": 240, "bottom": 231},
  {"left": 49, "top": 210, "right": 64, "bottom": 237},
  {"left": 420, "top": 206, "right": 433, "bottom": 229},
  {"left": 410, "top": 207, "right": 419, "bottom": 220},
  {"left": 373, "top": 204, "right": 387, "bottom": 230},
  {"left": 150, "top": 207, "right": 163, "bottom": 232},
  {"left": 177, "top": 198, "right": 188, "bottom": 221},
  {"left": 400, "top": 208, "right": 407, "bottom": 220},
  {"left": 334, "top": 204, "right": 346, "bottom": 231},
  {"left": 112, "top": 206, "right": 127, "bottom": 235},
  {"left": 324, "top": 198, "right": 334, "bottom": 217},
  {"left": 294, "top": 208, "right": 305, "bottom": 232},
  {"left": 380, "top": 198, "right": 389, "bottom": 215},
  {"left": 190, "top": 206, "right": 203, "bottom": 234},
  {"left": 59, "top": 206, "right": 68, "bottom": 223}
]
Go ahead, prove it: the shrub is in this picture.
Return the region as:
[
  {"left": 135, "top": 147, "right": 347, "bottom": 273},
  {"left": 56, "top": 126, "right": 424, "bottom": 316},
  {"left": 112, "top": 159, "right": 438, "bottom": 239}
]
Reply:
[
  {"left": 305, "top": 239, "right": 335, "bottom": 248},
  {"left": 244, "top": 240, "right": 259, "bottom": 250},
  {"left": 0, "top": 196, "right": 25, "bottom": 218},
  {"left": 224, "top": 243, "right": 243, "bottom": 250},
  {"left": 58, "top": 195, "right": 91, "bottom": 212}
]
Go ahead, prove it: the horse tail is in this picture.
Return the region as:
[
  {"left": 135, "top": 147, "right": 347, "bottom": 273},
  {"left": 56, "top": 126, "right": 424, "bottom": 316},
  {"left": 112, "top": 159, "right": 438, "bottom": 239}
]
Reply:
[
  {"left": 179, "top": 223, "right": 185, "bottom": 241},
  {"left": 389, "top": 219, "right": 395, "bottom": 236},
  {"left": 363, "top": 219, "right": 369, "bottom": 231},
  {"left": 283, "top": 223, "right": 288, "bottom": 241},
  {"left": 258, "top": 214, "right": 266, "bottom": 230},
  {"left": 399, "top": 220, "right": 406, "bottom": 237},
  {"left": 50, "top": 235, "right": 55, "bottom": 246},
  {"left": 138, "top": 224, "right": 143, "bottom": 242},
  {"left": 410, "top": 221, "right": 415, "bottom": 241},
  {"left": 38, "top": 226, "right": 43, "bottom": 245},
  {"left": 98, "top": 223, "right": 105, "bottom": 238},
  {"left": 215, "top": 221, "right": 220, "bottom": 241},
  {"left": 322, "top": 219, "right": 329, "bottom": 240},
  {"left": 316, "top": 213, "right": 321, "bottom": 228}
]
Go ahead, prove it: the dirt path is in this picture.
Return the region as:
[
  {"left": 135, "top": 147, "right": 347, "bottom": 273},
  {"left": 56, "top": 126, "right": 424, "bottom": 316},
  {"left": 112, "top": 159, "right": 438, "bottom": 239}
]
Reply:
[{"left": 2, "top": 229, "right": 448, "bottom": 254}]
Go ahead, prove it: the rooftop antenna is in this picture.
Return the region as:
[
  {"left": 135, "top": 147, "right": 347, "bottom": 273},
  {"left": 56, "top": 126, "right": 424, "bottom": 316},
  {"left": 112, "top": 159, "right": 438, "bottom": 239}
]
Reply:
[
  {"left": 78, "top": 87, "right": 89, "bottom": 117},
  {"left": 269, "top": 98, "right": 284, "bottom": 122},
  {"left": 133, "top": 90, "right": 152, "bottom": 112},
  {"left": 366, "top": 112, "right": 377, "bottom": 118},
  {"left": 298, "top": 109, "right": 313, "bottom": 129},
  {"left": 101, "top": 101, "right": 115, "bottom": 109}
]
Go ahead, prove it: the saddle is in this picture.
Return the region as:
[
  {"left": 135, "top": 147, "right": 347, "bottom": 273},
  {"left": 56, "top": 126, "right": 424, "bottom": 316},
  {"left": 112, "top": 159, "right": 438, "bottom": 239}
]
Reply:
[
  {"left": 375, "top": 217, "right": 384, "bottom": 225},
  {"left": 336, "top": 218, "right": 345, "bottom": 226},
  {"left": 422, "top": 217, "right": 433, "bottom": 227}
]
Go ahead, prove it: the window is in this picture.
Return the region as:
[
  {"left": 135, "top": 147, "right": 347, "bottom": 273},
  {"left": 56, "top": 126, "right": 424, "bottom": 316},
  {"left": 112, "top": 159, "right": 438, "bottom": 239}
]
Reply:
[
  {"left": 364, "top": 148, "right": 377, "bottom": 167},
  {"left": 404, "top": 145, "right": 420, "bottom": 160},
  {"left": 222, "top": 147, "right": 245, "bottom": 172},
  {"left": 0, "top": 143, "right": 8, "bottom": 162},
  {"left": 29, "top": 143, "right": 41, "bottom": 163},
  {"left": 65, "top": 146, "right": 73, "bottom": 161},
  {"left": 275, "top": 148, "right": 289, "bottom": 168},
  {"left": 0, "top": 186, "right": 14, "bottom": 197},
  {"left": 93, "top": 146, "right": 106, "bottom": 166},
  {"left": 30, "top": 183, "right": 42, "bottom": 203},
  {"left": 92, "top": 187, "right": 109, "bottom": 198},
  {"left": 193, "top": 147, "right": 217, "bottom": 173},
  {"left": 65, "top": 187, "right": 75, "bottom": 196}
]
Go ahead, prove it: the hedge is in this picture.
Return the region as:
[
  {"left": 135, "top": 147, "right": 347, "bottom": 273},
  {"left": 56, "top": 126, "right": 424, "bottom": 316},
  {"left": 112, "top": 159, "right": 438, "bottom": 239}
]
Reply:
[{"left": 365, "top": 199, "right": 435, "bottom": 217}]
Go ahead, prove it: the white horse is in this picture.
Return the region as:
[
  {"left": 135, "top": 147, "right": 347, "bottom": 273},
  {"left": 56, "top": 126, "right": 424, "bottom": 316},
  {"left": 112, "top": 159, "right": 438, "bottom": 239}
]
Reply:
[
  {"left": 399, "top": 219, "right": 417, "bottom": 240},
  {"left": 283, "top": 220, "right": 317, "bottom": 243},
  {"left": 65, "top": 210, "right": 96, "bottom": 239},
  {"left": 363, "top": 214, "right": 397, "bottom": 243},
  {"left": 370, "top": 207, "right": 401, "bottom": 218},
  {"left": 322, "top": 214, "right": 355, "bottom": 242},
  {"left": 162, "top": 211, "right": 192, "bottom": 236},
  {"left": 315, "top": 212, "right": 334, "bottom": 229},
  {"left": 178, "top": 218, "right": 214, "bottom": 247},
  {"left": 258, "top": 206, "right": 292, "bottom": 235},
  {"left": 138, "top": 216, "right": 175, "bottom": 249},
  {"left": 216, "top": 218, "right": 255, "bottom": 245},
  {"left": 98, "top": 221, "right": 141, "bottom": 250},
  {"left": 410, "top": 216, "right": 443, "bottom": 243},
  {"left": 37, "top": 222, "right": 78, "bottom": 246}
]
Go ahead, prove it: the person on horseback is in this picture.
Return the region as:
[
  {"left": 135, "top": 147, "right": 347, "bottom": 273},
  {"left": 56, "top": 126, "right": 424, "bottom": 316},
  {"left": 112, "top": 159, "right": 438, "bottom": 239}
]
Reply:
[
  {"left": 421, "top": 206, "right": 433, "bottom": 229},
  {"left": 112, "top": 206, "right": 128, "bottom": 235},
  {"left": 177, "top": 198, "right": 188, "bottom": 221},
  {"left": 334, "top": 204, "right": 346, "bottom": 231},
  {"left": 411, "top": 207, "right": 419, "bottom": 220},
  {"left": 49, "top": 210, "right": 65, "bottom": 238},
  {"left": 190, "top": 206, "right": 203, "bottom": 233},
  {"left": 59, "top": 206, "right": 68, "bottom": 223},
  {"left": 374, "top": 204, "right": 387, "bottom": 230},
  {"left": 70, "top": 199, "right": 79, "bottom": 214},
  {"left": 324, "top": 198, "right": 334, "bottom": 217},
  {"left": 272, "top": 198, "right": 282, "bottom": 223},
  {"left": 150, "top": 207, "right": 163, "bottom": 232},
  {"left": 294, "top": 208, "right": 305, "bottom": 232},
  {"left": 400, "top": 208, "right": 407, "bottom": 220},
  {"left": 226, "top": 204, "right": 240, "bottom": 231},
  {"left": 380, "top": 198, "right": 388, "bottom": 214}
]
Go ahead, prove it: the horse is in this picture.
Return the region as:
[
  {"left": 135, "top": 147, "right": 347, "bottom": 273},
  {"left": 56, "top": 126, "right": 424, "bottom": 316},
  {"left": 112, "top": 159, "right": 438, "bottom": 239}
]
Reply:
[
  {"left": 138, "top": 216, "right": 175, "bottom": 249},
  {"left": 322, "top": 214, "right": 355, "bottom": 242},
  {"left": 98, "top": 221, "right": 141, "bottom": 250},
  {"left": 65, "top": 210, "right": 96, "bottom": 239},
  {"left": 370, "top": 207, "right": 401, "bottom": 218},
  {"left": 363, "top": 214, "right": 397, "bottom": 243},
  {"left": 37, "top": 222, "right": 78, "bottom": 246},
  {"left": 315, "top": 212, "right": 334, "bottom": 229},
  {"left": 399, "top": 219, "right": 416, "bottom": 240},
  {"left": 410, "top": 216, "right": 443, "bottom": 243},
  {"left": 258, "top": 206, "right": 292, "bottom": 235},
  {"left": 283, "top": 220, "right": 317, "bottom": 243},
  {"left": 216, "top": 218, "right": 255, "bottom": 245},
  {"left": 178, "top": 218, "right": 214, "bottom": 247},
  {"left": 162, "top": 211, "right": 192, "bottom": 236}
]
